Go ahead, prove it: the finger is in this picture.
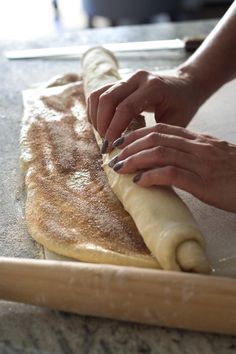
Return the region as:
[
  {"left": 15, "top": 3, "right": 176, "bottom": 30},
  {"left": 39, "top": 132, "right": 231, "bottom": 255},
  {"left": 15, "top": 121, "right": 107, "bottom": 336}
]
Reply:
[
  {"left": 113, "top": 126, "right": 156, "bottom": 149},
  {"left": 105, "top": 84, "right": 163, "bottom": 144},
  {"left": 115, "top": 132, "right": 197, "bottom": 164},
  {"left": 153, "top": 123, "right": 197, "bottom": 140},
  {"left": 87, "top": 84, "right": 112, "bottom": 130},
  {"left": 113, "top": 123, "right": 197, "bottom": 150},
  {"left": 97, "top": 81, "right": 138, "bottom": 138},
  {"left": 133, "top": 166, "right": 205, "bottom": 201},
  {"left": 112, "top": 147, "right": 197, "bottom": 175}
]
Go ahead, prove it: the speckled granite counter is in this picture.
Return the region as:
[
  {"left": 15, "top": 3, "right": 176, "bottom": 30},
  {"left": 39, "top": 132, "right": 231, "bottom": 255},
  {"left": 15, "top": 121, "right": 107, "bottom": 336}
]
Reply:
[
  {"left": 1, "top": 20, "right": 236, "bottom": 353},
  {"left": 1, "top": 301, "right": 236, "bottom": 354}
]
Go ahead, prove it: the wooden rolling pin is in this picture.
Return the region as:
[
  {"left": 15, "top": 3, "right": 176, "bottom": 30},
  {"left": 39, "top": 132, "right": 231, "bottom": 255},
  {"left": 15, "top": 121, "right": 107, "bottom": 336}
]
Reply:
[{"left": 0, "top": 257, "right": 236, "bottom": 335}]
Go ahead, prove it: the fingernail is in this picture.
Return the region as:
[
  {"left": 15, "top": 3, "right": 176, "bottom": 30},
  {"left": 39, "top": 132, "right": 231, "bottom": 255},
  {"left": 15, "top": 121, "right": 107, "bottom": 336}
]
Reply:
[
  {"left": 108, "top": 156, "right": 118, "bottom": 168},
  {"left": 113, "top": 136, "right": 124, "bottom": 148},
  {"left": 133, "top": 173, "right": 142, "bottom": 183},
  {"left": 113, "top": 161, "right": 123, "bottom": 171},
  {"left": 101, "top": 139, "right": 109, "bottom": 154}
]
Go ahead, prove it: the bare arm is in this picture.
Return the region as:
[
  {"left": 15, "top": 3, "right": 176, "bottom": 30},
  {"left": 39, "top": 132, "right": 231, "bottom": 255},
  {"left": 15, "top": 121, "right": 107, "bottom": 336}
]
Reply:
[{"left": 179, "top": 0, "right": 236, "bottom": 102}]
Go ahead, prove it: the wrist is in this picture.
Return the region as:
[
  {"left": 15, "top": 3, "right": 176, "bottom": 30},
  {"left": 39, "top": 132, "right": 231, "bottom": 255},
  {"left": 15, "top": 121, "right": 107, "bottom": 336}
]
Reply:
[{"left": 177, "top": 63, "right": 213, "bottom": 108}]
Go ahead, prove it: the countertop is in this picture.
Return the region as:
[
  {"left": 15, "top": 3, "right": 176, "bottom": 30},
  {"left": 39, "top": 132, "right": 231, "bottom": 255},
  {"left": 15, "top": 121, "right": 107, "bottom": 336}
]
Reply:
[{"left": 1, "top": 19, "right": 236, "bottom": 353}]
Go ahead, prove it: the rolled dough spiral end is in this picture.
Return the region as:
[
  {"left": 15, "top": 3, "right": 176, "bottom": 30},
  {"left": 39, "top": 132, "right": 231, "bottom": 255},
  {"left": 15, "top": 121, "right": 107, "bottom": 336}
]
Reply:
[{"left": 177, "top": 241, "right": 211, "bottom": 274}]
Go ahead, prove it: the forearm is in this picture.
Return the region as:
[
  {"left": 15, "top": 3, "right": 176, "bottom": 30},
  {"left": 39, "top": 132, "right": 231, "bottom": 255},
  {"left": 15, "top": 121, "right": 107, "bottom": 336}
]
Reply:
[{"left": 178, "top": 1, "right": 236, "bottom": 104}]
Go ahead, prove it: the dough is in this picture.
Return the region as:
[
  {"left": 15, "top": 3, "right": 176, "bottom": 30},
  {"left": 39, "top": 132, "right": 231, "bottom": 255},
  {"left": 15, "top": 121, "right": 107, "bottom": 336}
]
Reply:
[
  {"left": 82, "top": 47, "right": 210, "bottom": 273},
  {"left": 20, "top": 74, "right": 159, "bottom": 268}
]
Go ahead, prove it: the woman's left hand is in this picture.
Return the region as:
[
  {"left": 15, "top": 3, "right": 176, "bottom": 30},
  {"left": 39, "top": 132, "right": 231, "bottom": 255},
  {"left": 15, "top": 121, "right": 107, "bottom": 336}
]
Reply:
[{"left": 109, "top": 123, "right": 236, "bottom": 213}]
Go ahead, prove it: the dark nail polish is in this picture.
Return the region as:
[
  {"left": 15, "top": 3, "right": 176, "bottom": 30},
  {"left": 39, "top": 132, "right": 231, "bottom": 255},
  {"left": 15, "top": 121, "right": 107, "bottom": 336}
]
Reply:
[
  {"left": 113, "top": 161, "right": 123, "bottom": 171},
  {"left": 108, "top": 156, "right": 118, "bottom": 168},
  {"left": 113, "top": 136, "right": 125, "bottom": 148},
  {"left": 133, "top": 173, "right": 142, "bottom": 183},
  {"left": 101, "top": 139, "right": 108, "bottom": 154}
]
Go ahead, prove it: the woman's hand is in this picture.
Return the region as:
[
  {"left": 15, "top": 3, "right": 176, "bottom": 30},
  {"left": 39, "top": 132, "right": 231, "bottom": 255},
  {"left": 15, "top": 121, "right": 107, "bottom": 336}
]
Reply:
[
  {"left": 108, "top": 123, "right": 236, "bottom": 213},
  {"left": 87, "top": 69, "right": 206, "bottom": 151}
]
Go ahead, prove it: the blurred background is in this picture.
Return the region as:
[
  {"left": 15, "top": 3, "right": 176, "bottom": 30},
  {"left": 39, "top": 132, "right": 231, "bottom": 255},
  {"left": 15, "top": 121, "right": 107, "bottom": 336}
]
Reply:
[{"left": 0, "top": 0, "right": 233, "bottom": 41}]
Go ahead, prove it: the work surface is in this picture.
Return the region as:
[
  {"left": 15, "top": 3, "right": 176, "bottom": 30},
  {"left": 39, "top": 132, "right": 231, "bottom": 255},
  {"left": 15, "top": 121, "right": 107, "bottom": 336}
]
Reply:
[{"left": 1, "top": 19, "right": 236, "bottom": 353}]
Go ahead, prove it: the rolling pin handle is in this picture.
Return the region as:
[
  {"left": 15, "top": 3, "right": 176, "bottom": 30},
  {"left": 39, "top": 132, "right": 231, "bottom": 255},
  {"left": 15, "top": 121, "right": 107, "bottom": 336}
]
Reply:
[{"left": 184, "top": 36, "right": 206, "bottom": 52}]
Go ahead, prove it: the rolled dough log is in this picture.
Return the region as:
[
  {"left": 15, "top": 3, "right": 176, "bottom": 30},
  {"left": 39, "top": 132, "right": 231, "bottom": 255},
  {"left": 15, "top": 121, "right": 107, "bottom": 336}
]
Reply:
[
  {"left": 82, "top": 47, "right": 210, "bottom": 273},
  {"left": 21, "top": 76, "right": 158, "bottom": 268}
]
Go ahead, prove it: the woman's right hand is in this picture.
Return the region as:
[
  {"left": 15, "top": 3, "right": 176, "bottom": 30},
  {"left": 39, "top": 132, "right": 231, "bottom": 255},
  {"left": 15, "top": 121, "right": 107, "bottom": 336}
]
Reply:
[{"left": 87, "top": 68, "right": 206, "bottom": 151}]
